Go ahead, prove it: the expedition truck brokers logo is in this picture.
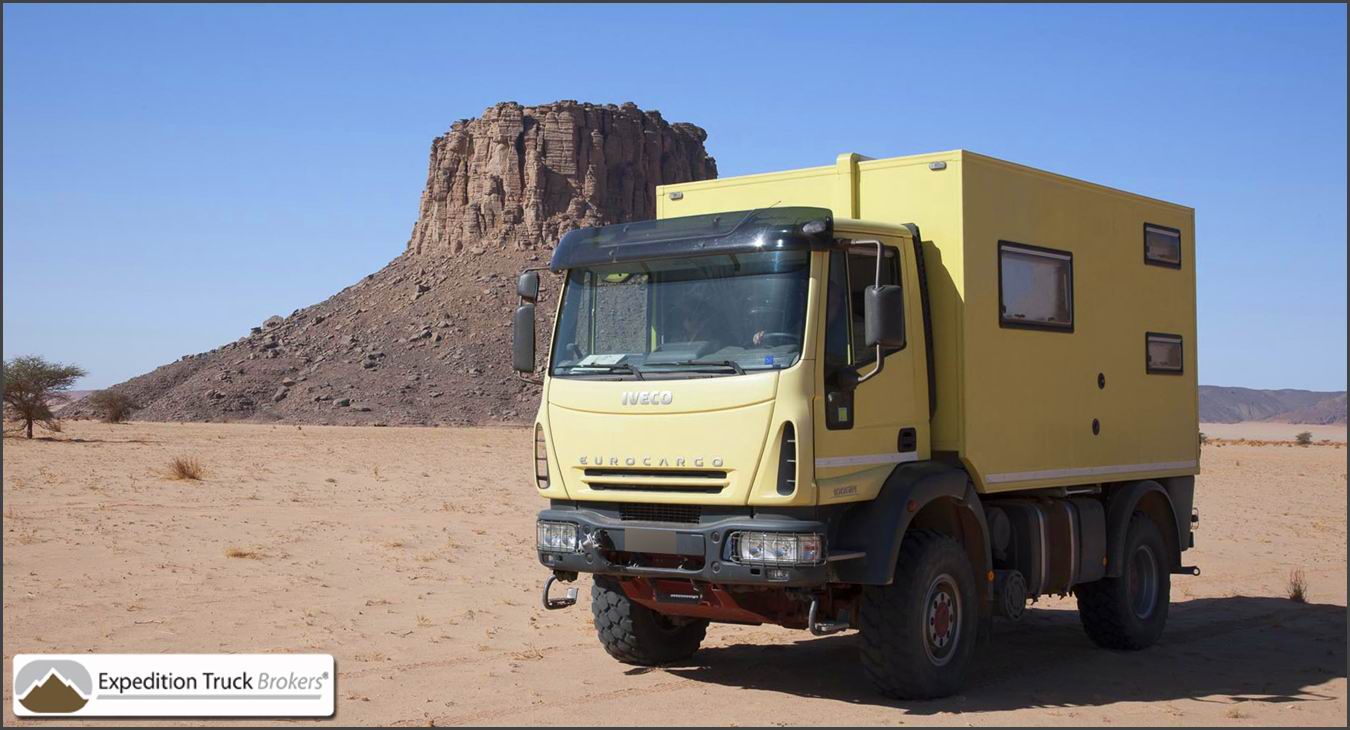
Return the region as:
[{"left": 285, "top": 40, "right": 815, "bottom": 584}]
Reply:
[
  {"left": 12, "top": 654, "right": 334, "bottom": 717},
  {"left": 15, "top": 659, "right": 91, "bottom": 713}
]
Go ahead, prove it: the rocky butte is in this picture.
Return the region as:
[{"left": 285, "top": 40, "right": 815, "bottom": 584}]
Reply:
[{"left": 74, "top": 101, "right": 717, "bottom": 425}]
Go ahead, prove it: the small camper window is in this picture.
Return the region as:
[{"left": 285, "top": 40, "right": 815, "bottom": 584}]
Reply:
[
  {"left": 998, "top": 242, "right": 1073, "bottom": 331},
  {"left": 1146, "top": 332, "right": 1184, "bottom": 374},
  {"left": 1144, "top": 224, "right": 1182, "bottom": 268}
]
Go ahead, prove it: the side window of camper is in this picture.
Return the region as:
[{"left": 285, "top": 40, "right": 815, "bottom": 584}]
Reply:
[
  {"left": 1146, "top": 332, "right": 1184, "bottom": 374},
  {"left": 1144, "top": 224, "right": 1182, "bottom": 268},
  {"left": 998, "top": 242, "right": 1073, "bottom": 332}
]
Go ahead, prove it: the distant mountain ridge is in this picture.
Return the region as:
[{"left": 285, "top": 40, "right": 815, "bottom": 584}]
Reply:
[{"left": 1200, "top": 385, "right": 1347, "bottom": 424}]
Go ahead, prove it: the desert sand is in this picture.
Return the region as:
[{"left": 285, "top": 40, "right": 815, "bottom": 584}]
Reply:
[{"left": 3, "top": 421, "right": 1346, "bottom": 726}]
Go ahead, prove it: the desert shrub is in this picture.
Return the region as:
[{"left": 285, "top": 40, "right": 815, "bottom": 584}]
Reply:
[
  {"left": 169, "top": 456, "right": 204, "bottom": 481},
  {"left": 1, "top": 355, "right": 86, "bottom": 438},
  {"left": 1295, "top": 431, "right": 1313, "bottom": 446},
  {"left": 89, "top": 390, "right": 140, "bottom": 423},
  {"left": 1287, "top": 569, "right": 1308, "bottom": 603}
]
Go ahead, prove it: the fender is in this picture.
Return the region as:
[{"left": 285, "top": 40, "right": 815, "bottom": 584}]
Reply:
[
  {"left": 1103, "top": 480, "right": 1180, "bottom": 578},
  {"left": 830, "top": 461, "right": 990, "bottom": 587}
]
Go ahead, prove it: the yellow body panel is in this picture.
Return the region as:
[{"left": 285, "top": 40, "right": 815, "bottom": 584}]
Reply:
[{"left": 645, "top": 150, "right": 1198, "bottom": 497}]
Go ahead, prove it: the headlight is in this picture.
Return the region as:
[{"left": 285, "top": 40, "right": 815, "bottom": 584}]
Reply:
[
  {"left": 536, "top": 521, "right": 579, "bottom": 553},
  {"left": 534, "top": 424, "right": 550, "bottom": 489},
  {"left": 729, "top": 531, "right": 825, "bottom": 566}
]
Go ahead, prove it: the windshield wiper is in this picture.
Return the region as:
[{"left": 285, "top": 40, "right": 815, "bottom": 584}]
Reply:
[
  {"left": 568, "top": 363, "right": 645, "bottom": 380},
  {"left": 663, "top": 359, "right": 745, "bottom": 375}
]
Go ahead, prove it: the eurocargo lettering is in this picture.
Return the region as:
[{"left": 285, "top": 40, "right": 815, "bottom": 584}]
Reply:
[{"left": 510, "top": 150, "right": 1199, "bottom": 699}]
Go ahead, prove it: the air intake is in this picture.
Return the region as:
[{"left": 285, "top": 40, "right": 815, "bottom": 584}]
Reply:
[
  {"left": 777, "top": 423, "right": 797, "bottom": 496},
  {"left": 619, "top": 504, "right": 702, "bottom": 525}
]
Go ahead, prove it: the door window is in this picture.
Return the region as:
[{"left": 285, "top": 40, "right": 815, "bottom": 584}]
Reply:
[{"left": 825, "top": 244, "right": 901, "bottom": 371}]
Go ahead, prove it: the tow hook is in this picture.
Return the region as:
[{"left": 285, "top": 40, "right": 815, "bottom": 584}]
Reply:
[
  {"left": 1175, "top": 565, "right": 1201, "bottom": 576},
  {"left": 807, "top": 595, "right": 850, "bottom": 636},
  {"left": 543, "top": 574, "right": 578, "bottom": 610}
]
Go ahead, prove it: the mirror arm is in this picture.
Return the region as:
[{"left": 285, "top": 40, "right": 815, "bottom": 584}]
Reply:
[{"left": 855, "top": 345, "right": 885, "bottom": 385}]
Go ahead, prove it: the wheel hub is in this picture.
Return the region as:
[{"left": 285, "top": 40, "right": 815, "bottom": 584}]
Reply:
[
  {"left": 1128, "top": 543, "right": 1159, "bottom": 620},
  {"left": 923, "top": 574, "right": 961, "bottom": 666}
]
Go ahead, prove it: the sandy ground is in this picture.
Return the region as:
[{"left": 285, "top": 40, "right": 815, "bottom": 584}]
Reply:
[
  {"left": 3, "top": 421, "right": 1345, "bottom": 727},
  {"left": 1201, "top": 422, "right": 1347, "bottom": 443}
]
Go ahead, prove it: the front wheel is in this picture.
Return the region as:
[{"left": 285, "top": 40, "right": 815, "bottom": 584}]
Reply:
[
  {"left": 1076, "top": 513, "right": 1171, "bottom": 650},
  {"left": 860, "top": 530, "right": 979, "bottom": 699},
  {"left": 591, "top": 576, "right": 707, "bottom": 665}
]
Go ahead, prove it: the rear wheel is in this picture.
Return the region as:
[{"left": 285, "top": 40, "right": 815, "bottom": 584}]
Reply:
[
  {"left": 1076, "top": 513, "right": 1171, "bottom": 650},
  {"left": 591, "top": 576, "right": 707, "bottom": 665},
  {"left": 860, "top": 530, "right": 979, "bottom": 699}
]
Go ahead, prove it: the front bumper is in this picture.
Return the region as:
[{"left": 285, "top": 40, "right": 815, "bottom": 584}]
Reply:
[{"left": 536, "top": 503, "right": 835, "bottom": 587}]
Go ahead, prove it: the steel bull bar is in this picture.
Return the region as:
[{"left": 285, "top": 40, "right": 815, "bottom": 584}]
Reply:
[{"left": 536, "top": 505, "right": 844, "bottom": 610}]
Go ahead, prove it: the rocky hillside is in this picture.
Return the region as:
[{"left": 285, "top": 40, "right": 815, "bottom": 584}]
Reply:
[
  {"left": 69, "top": 101, "right": 716, "bottom": 425},
  {"left": 1199, "top": 386, "right": 1347, "bottom": 425}
]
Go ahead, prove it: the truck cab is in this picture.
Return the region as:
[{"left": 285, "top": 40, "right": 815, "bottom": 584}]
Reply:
[{"left": 513, "top": 151, "right": 1199, "bottom": 699}]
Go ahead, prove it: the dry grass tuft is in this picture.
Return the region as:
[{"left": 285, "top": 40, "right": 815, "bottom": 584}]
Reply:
[
  {"left": 1287, "top": 568, "right": 1308, "bottom": 603},
  {"left": 169, "top": 456, "right": 204, "bottom": 481},
  {"left": 224, "top": 546, "right": 263, "bottom": 560}
]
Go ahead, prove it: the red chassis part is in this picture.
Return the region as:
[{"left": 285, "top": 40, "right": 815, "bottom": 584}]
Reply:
[{"left": 617, "top": 577, "right": 858, "bottom": 629}]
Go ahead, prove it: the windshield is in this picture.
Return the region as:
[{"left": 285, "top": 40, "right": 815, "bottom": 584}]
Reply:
[{"left": 550, "top": 250, "right": 811, "bottom": 379}]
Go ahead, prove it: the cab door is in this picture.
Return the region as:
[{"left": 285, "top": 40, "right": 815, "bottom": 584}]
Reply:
[{"left": 812, "top": 233, "right": 930, "bottom": 505}]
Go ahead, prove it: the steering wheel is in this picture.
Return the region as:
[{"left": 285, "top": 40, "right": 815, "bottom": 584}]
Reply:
[{"left": 757, "top": 332, "right": 800, "bottom": 347}]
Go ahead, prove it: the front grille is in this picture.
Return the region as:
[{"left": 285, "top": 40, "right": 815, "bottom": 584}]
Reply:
[
  {"left": 585, "top": 468, "right": 727, "bottom": 480},
  {"left": 582, "top": 466, "right": 728, "bottom": 495},
  {"left": 619, "top": 503, "right": 702, "bottom": 525},
  {"left": 591, "top": 482, "right": 722, "bottom": 494}
]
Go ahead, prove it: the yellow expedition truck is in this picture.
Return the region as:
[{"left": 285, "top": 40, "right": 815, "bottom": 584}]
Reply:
[{"left": 512, "top": 150, "right": 1199, "bottom": 698}]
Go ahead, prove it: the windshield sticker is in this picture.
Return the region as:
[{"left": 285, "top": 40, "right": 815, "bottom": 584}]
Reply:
[{"left": 577, "top": 354, "right": 627, "bottom": 367}]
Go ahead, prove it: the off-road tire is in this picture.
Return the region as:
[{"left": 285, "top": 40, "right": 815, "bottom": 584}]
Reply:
[
  {"left": 1076, "top": 512, "right": 1171, "bottom": 650},
  {"left": 860, "top": 530, "right": 979, "bottom": 699},
  {"left": 591, "top": 576, "right": 708, "bottom": 665}
]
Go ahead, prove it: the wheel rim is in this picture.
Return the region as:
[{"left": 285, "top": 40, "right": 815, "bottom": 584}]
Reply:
[
  {"left": 1128, "top": 544, "right": 1159, "bottom": 620},
  {"left": 923, "top": 573, "right": 961, "bottom": 666}
]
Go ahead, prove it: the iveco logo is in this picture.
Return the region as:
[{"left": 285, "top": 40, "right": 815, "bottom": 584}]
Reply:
[{"left": 621, "top": 391, "right": 674, "bottom": 406}]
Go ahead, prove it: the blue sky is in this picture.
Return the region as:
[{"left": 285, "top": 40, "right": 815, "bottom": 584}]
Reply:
[{"left": 3, "top": 3, "right": 1346, "bottom": 390}]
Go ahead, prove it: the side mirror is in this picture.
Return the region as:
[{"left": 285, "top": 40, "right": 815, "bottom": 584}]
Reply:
[
  {"left": 513, "top": 303, "right": 536, "bottom": 373},
  {"left": 864, "top": 285, "right": 905, "bottom": 349},
  {"left": 517, "top": 271, "right": 540, "bottom": 302}
]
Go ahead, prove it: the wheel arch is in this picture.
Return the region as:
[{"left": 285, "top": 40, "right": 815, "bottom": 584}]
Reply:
[
  {"left": 832, "top": 462, "right": 991, "bottom": 600},
  {"left": 1104, "top": 480, "right": 1180, "bottom": 577}
]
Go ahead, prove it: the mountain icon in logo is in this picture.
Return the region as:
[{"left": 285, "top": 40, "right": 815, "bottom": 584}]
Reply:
[{"left": 15, "top": 659, "right": 92, "bottom": 714}]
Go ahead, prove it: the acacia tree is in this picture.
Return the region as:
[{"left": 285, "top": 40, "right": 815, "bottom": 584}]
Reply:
[{"left": 1, "top": 356, "right": 87, "bottom": 439}]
